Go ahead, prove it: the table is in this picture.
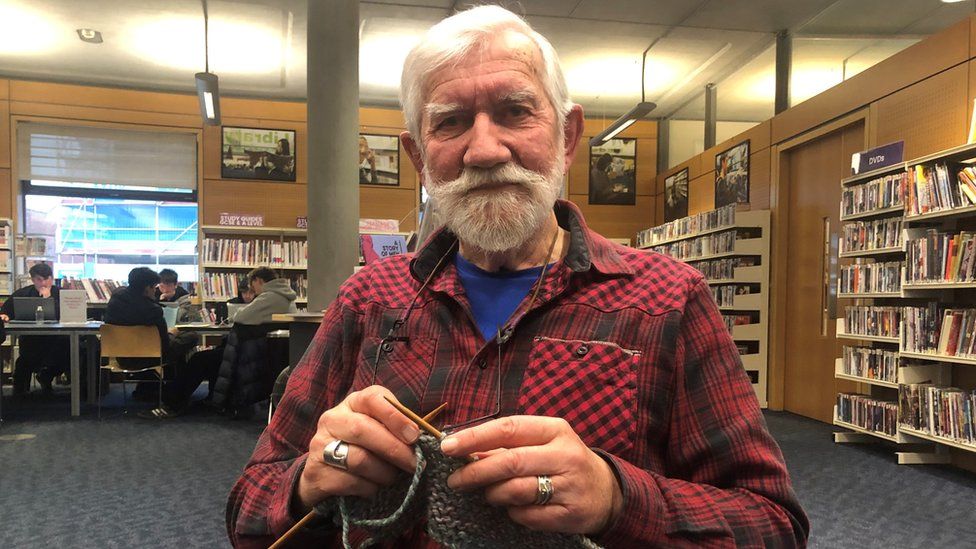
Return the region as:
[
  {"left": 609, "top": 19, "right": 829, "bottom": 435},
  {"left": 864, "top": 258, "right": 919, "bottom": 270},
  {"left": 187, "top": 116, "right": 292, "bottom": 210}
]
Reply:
[
  {"left": 271, "top": 312, "right": 324, "bottom": 367},
  {"left": 5, "top": 321, "right": 103, "bottom": 417},
  {"left": 174, "top": 323, "right": 232, "bottom": 334}
]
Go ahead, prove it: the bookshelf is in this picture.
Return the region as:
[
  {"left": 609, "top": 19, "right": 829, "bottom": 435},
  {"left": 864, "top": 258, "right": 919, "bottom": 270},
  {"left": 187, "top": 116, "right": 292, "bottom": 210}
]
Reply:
[
  {"left": 832, "top": 141, "right": 976, "bottom": 463},
  {"left": 199, "top": 225, "right": 308, "bottom": 305},
  {"left": 0, "top": 219, "right": 12, "bottom": 301},
  {"left": 638, "top": 207, "right": 770, "bottom": 407}
]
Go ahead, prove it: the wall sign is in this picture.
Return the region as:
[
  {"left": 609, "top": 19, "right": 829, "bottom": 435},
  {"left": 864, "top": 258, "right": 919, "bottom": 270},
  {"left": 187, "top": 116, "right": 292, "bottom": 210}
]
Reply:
[
  {"left": 218, "top": 213, "right": 265, "bottom": 227},
  {"left": 296, "top": 216, "right": 308, "bottom": 229},
  {"left": 851, "top": 141, "right": 904, "bottom": 175}
]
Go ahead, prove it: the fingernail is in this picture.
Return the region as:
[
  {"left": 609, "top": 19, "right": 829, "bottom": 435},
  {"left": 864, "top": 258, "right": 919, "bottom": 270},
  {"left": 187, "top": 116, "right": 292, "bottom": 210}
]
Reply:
[
  {"left": 402, "top": 425, "right": 419, "bottom": 444},
  {"left": 447, "top": 472, "right": 460, "bottom": 490},
  {"left": 440, "top": 436, "right": 457, "bottom": 454}
]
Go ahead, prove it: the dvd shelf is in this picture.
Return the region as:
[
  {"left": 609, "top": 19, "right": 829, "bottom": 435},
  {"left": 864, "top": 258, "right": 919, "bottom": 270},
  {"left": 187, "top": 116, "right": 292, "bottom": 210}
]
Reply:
[
  {"left": 638, "top": 208, "right": 770, "bottom": 406},
  {"left": 833, "top": 140, "right": 976, "bottom": 463}
]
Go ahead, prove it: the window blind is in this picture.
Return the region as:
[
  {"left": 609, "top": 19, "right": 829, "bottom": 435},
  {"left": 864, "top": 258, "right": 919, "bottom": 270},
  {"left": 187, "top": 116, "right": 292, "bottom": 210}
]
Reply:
[{"left": 17, "top": 122, "right": 197, "bottom": 191}]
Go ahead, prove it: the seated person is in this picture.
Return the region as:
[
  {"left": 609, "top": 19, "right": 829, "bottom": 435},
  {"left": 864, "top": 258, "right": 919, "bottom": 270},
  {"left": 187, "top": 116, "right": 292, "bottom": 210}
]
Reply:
[
  {"left": 155, "top": 268, "right": 190, "bottom": 303},
  {"left": 141, "top": 268, "right": 294, "bottom": 419},
  {"left": 104, "top": 267, "right": 171, "bottom": 372},
  {"left": 0, "top": 262, "right": 69, "bottom": 395}
]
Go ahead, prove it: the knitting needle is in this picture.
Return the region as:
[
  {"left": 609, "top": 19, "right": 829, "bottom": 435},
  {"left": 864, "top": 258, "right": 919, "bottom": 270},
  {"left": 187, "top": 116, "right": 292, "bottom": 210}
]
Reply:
[
  {"left": 384, "top": 396, "right": 445, "bottom": 439},
  {"left": 269, "top": 400, "right": 448, "bottom": 549}
]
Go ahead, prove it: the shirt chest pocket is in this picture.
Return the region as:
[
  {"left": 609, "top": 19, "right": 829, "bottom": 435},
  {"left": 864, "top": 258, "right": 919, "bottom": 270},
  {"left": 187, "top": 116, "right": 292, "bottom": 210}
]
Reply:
[
  {"left": 354, "top": 336, "right": 437, "bottom": 412},
  {"left": 518, "top": 336, "right": 640, "bottom": 456}
]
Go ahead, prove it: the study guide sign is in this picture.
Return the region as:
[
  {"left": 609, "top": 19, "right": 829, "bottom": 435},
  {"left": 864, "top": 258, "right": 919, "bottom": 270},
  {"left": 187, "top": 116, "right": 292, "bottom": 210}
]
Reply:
[{"left": 218, "top": 213, "right": 265, "bottom": 227}]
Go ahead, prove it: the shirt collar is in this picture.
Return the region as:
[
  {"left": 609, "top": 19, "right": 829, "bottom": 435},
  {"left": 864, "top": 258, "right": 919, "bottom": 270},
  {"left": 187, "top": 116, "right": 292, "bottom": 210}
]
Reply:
[{"left": 410, "top": 199, "right": 633, "bottom": 282}]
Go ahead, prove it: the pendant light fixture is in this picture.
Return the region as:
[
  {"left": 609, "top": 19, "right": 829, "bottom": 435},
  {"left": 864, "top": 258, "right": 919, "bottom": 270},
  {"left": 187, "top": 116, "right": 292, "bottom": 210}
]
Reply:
[
  {"left": 589, "top": 42, "right": 657, "bottom": 146},
  {"left": 195, "top": 0, "right": 221, "bottom": 125}
]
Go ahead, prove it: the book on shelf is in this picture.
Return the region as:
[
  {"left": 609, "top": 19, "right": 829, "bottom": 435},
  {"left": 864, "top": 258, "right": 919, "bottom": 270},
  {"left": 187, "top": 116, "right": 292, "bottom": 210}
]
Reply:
[
  {"left": 201, "top": 272, "right": 245, "bottom": 300},
  {"left": 836, "top": 393, "right": 898, "bottom": 436},
  {"left": 202, "top": 237, "right": 308, "bottom": 268},
  {"left": 0, "top": 224, "right": 10, "bottom": 249},
  {"left": 843, "top": 305, "right": 900, "bottom": 338},
  {"left": 59, "top": 277, "right": 124, "bottom": 303},
  {"left": 899, "top": 383, "right": 976, "bottom": 446},
  {"left": 711, "top": 284, "right": 753, "bottom": 307},
  {"left": 904, "top": 303, "right": 976, "bottom": 358},
  {"left": 688, "top": 257, "right": 758, "bottom": 281},
  {"left": 651, "top": 229, "right": 737, "bottom": 261},
  {"left": 904, "top": 229, "right": 976, "bottom": 284},
  {"left": 839, "top": 260, "right": 902, "bottom": 294},
  {"left": 841, "top": 345, "right": 899, "bottom": 384},
  {"left": 841, "top": 172, "right": 906, "bottom": 217},
  {"left": 635, "top": 204, "right": 735, "bottom": 248},
  {"left": 905, "top": 162, "right": 976, "bottom": 216},
  {"left": 721, "top": 313, "right": 756, "bottom": 332},
  {"left": 840, "top": 218, "right": 902, "bottom": 254}
]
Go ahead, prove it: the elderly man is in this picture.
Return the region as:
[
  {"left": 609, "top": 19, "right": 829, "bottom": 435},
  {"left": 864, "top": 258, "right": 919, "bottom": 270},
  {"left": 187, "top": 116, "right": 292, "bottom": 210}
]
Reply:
[{"left": 227, "top": 6, "right": 808, "bottom": 548}]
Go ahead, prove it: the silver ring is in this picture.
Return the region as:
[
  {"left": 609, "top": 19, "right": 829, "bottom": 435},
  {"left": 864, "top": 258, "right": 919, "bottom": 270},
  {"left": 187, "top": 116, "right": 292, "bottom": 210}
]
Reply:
[
  {"left": 323, "top": 439, "right": 350, "bottom": 471},
  {"left": 534, "top": 475, "right": 554, "bottom": 505}
]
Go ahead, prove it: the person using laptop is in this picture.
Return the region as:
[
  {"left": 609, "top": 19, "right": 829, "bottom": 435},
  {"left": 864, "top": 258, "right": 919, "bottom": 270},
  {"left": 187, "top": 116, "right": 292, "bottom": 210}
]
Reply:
[
  {"left": 155, "top": 268, "right": 189, "bottom": 303},
  {"left": 0, "top": 262, "right": 69, "bottom": 395}
]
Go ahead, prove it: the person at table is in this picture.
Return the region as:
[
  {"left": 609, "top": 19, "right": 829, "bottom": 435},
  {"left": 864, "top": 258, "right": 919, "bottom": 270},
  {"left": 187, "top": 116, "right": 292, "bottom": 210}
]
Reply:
[
  {"left": 1, "top": 262, "right": 69, "bottom": 396},
  {"left": 231, "top": 267, "right": 298, "bottom": 327},
  {"left": 155, "top": 268, "right": 190, "bottom": 303},
  {"left": 104, "top": 267, "right": 171, "bottom": 369}
]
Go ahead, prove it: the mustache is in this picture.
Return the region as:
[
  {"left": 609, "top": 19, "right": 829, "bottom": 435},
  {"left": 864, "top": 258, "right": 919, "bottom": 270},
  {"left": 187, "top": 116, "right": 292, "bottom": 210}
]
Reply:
[{"left": 429, "top": 162, "right": 550, "bottom": 195}]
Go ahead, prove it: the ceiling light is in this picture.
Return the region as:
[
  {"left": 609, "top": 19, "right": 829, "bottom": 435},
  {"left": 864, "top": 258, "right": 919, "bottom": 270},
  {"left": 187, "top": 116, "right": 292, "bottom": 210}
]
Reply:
[
  {"left": 76, "top": 28, "right": 102, "bottom": 44},
  {"left": 196, "top": 0, "right": 220, "bottom": 126},
  {"left": 589, "top": 44, "right": 658, "bottom": 146},
  {"left": 941, "top": 0, "right": 966, "bottom": 3},
  {"left": 0, "top": 4, "right": 58, "bottom": 55}
]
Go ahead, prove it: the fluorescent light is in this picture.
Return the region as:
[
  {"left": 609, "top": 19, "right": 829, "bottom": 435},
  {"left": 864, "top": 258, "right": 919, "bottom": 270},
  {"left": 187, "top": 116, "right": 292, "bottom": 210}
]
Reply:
[
  {"left": 76, "top": 28, "right": 103, "bottom": 44},
  {"left": 589, "top": 102, "right": 655, "bottom": 146},
  {"left": 195, "top": 72, "right": 221, "bottom": 125}
]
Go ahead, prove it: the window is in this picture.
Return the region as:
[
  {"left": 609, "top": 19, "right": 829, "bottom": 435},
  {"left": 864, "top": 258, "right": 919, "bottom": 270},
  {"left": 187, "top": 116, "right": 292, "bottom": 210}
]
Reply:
[{"left": 23, "top": 194, "right": 198, "bottom": 281}]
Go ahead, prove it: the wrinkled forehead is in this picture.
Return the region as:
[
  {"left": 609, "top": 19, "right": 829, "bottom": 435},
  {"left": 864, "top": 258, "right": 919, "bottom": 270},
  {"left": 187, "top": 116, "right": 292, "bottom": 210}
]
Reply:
[{"left": 421, "top": 31, "right": 546, "bottom": 105}]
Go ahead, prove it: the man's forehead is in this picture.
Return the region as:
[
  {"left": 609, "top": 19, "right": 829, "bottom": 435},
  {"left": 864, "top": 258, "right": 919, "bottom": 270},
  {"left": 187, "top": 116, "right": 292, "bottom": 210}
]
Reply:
[{"left": 422, "top": 32, "right": 544, "bottom": 102}]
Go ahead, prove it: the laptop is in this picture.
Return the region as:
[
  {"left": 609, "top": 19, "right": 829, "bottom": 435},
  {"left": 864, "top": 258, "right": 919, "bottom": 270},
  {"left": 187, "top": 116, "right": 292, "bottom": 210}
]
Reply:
[
  {"left": 226, "top": 302, "right": 246, "bottom": 322},
  {"left": 11, "top": 297, "right": 56, "bottom": 323}
]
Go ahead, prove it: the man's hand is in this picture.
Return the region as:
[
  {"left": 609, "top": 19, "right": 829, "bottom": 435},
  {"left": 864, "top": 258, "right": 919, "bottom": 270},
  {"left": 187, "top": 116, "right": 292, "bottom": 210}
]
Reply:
[
  {"left": 295, "top": 385, "right": 421, "bottom": 514},
  {"left": 440, "top": 416, "right": 623, "bottom": 535},
  {"left": 0, "top": 313, "right": 8, "bottom": 322}
]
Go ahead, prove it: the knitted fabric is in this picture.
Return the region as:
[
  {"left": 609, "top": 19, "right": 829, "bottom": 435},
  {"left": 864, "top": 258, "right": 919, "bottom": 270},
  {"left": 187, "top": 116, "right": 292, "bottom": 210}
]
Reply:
[{"left": 315, "top": 434, "right": 603, "bottom": 549}]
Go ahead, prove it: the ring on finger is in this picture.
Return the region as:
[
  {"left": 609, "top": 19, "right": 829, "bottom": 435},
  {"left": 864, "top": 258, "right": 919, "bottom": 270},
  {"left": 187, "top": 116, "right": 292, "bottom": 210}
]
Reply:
[
  {"left": 323, "top": 439, "right": 350, "bottom": 471},
  {"left": 534, "top": 474, "right": 554, "bottom": 505}
]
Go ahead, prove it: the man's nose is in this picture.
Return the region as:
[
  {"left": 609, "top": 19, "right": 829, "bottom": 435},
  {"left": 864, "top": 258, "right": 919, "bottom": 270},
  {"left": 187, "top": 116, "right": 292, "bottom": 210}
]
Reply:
[{"left": 462, "top": 113, "right": 511, "bottom": 169}]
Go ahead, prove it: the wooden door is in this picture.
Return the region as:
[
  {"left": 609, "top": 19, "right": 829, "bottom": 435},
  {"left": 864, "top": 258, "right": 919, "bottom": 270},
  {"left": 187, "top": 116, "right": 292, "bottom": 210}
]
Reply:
[{"left": 783, "top": 122, "right": 863, "bottom": 422}]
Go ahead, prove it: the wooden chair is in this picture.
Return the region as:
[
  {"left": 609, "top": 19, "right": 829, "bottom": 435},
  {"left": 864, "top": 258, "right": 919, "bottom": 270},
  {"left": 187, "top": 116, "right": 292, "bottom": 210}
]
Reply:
[{"left": 98, "top": 324, "right": 164, "bottom": 418}]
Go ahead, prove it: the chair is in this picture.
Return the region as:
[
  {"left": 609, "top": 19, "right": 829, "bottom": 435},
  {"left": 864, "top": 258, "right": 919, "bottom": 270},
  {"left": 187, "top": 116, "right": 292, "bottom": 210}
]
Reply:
[{"left": 97, "top": 324, "right": 164, "bottom": 418}]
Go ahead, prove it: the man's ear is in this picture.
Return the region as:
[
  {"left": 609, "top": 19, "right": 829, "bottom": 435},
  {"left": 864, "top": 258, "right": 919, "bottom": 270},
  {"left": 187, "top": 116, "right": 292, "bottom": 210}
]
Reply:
[
  {"left": 401, "top": 131, "right": 426, "bottom": 175},
  {"left": 562, "top": 104, "right": 585, "bottom": 172}
]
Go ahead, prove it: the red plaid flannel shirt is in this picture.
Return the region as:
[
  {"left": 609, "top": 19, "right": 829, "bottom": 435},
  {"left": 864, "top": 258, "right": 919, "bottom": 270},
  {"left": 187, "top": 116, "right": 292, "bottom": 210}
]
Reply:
[{"left": 227, "top": 200, "right": 808, "bottom": 548}]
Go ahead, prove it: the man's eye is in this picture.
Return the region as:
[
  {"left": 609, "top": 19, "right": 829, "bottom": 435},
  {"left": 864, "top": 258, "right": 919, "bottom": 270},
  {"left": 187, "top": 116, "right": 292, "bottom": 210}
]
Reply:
[
  {"left": 507, "top": 105, "right": 530, "bottom": 118},
  {"left": 436, "top": 116, "right": 459, "bottom": 130}
]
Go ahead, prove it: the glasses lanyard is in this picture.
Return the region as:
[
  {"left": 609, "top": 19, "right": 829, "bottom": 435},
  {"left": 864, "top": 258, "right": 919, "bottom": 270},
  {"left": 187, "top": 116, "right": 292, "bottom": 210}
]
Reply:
[{"left": 372, "top": 229, "right": 560, "bottom": 432}]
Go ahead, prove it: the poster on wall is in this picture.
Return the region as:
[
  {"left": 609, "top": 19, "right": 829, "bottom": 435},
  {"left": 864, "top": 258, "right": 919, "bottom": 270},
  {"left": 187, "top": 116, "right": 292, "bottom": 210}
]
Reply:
[
  {"left": 589, "top": 138, "right": 636, "bottom": 205},
  {"left": 359, "top": 134, "right": 400, "bottom": 186},
  {"left": 664, "top": 168, "right": 689, "bottom": 222},
  {"left": 221, "top": 127, "right": 296, "bottom": 182},
  {"left": 714, "top": 140, "right": 750, "bottom": 208}
]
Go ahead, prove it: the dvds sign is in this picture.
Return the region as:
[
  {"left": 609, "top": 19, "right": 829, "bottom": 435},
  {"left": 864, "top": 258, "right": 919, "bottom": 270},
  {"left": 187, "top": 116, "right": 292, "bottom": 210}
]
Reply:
[{"left": 851, "top": 141, "right": 904, "bottom": 175}]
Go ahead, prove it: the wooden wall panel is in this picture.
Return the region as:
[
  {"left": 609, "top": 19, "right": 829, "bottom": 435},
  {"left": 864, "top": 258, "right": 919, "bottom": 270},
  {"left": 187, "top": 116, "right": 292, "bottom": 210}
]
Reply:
[
  {"left": 568, "top": 194, "right": 653, "bottom": 241},
  {"left": 8, "top": 101, "right": 201, "bottom": 128},
  {"left": 771, "top": 16, "right": 972, "bottom": 144},
  {"left": 873, "top": 62, "right": 970, "bottom": 159},
  {"left": 748, "top": 150, "right": 772, "bottom": 210},
  {"left": 688, "top": 173, "right": 714, "bottom": 215},
  {"left": 654, "top": 193, "right": 664, "bottom": 227},
  {"left": 0, "top": 79, "right": 8, "bottom": 100},
  {"left": 360, "top": 186, "right": 418, "bottom": 232},
  {"left": 202, "top": 179, "right": 307, "bottom": 228},
  {"left": 9, "top": 80, "right": 198, "bottom": 115},
  {"left": 0, "top": 168, "right": 10, "bottom": 218},
  {"left": 221, "top": 97, "right": 305, "bottom": 121},
  {"left": 0, "top": 100, "right": 8, "bottom": 169}
]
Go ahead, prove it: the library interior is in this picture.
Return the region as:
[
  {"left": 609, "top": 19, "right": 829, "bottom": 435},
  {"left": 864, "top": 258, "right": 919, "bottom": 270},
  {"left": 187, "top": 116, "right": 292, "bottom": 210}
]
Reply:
[{"left": 3, "top": 1, "right": 976, "bottom": 547}]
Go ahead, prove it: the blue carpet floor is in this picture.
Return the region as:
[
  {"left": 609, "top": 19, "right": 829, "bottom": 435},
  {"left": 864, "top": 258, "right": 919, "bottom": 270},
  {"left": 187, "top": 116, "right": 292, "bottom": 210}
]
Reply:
[{"left": 2, "top": 388, "right": 976, "bottom": 548}]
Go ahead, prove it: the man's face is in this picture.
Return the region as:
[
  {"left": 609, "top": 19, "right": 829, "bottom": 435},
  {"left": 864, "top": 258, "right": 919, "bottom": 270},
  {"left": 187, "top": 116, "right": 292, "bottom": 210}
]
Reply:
[
  {"left": 158, "top": 281, "right": 177, "bottom": 295},
  {"left": 31, "top": 275, "right": 52, "bottom": 293},
  {"left": 403, "top": 33, "right": 581, "bottom": 252},
  {"left": 250, "top": 278, "right": 265, "bottom": 295}
]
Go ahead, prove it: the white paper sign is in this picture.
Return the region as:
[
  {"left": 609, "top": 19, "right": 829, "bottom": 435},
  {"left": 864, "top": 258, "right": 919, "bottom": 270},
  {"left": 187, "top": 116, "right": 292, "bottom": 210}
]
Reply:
[{"left": 59, "top": 289, "right": 88, "bottom": 324}]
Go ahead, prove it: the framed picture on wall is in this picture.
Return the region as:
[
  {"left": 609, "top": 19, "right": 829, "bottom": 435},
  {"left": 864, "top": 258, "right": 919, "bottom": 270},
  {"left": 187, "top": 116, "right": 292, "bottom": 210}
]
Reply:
[
  {"left": 359, "top": 134, "right": 400, "bottom": 186},
  {"left": 664, "top": 168, "right": 689, "bottom": 222},
  {"left": 221, "top": 127, "right": 296, "bottom": 182},
  {"left": 589, "top": 138, "right": 636, "bottom": 205},
  {"left": 714, "top": 140, "right": 750, "bottom": 208}
]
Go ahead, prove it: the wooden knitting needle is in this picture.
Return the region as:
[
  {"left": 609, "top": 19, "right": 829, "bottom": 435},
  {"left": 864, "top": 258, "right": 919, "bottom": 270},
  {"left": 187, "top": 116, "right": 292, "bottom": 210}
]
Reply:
[{"left": 269, "top": 401, "right": 448, "bottom": 549}]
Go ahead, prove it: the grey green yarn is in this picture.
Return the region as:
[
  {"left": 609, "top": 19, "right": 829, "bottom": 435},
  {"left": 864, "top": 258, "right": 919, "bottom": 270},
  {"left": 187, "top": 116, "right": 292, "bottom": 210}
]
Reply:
[{"left": 315, "top": 434, "right": 602, "bottom": 549}]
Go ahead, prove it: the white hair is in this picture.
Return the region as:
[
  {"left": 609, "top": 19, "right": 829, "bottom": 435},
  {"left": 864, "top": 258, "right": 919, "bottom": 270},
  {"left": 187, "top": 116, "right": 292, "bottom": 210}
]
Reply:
[{"left": 399, "top": 5, "right": 573, "bottom": 141}]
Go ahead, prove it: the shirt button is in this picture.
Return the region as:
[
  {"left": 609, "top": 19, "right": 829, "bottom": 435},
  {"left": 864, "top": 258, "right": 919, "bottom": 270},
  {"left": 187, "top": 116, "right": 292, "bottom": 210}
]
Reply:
[
  {"left": 575, "top": 344, "right": 589, "bottom": 357},
  {"left": 381, "top": 342, "right": 394, "bottom": 353},
  {"left": 478, "top": 359, "right": 488, "bottom": 369}
]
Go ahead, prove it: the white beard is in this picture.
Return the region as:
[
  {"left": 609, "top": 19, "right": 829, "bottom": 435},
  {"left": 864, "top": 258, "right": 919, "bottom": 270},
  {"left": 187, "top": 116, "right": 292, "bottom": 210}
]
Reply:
[{"left": 424, "top": 154, "right": 565, "bottom": 253}]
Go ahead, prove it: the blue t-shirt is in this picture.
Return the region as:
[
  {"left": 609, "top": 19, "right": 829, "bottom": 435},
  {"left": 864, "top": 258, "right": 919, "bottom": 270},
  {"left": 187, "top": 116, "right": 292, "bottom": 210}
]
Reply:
[{"left": 454, "top": 254, "right": 545, "bottom": 341}]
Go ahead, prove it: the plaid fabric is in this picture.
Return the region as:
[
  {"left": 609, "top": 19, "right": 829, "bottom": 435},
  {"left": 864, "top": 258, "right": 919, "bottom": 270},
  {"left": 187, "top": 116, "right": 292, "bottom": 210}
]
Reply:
[{"left": 226, "top": 200, "right": 809, "bottom": 548}]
